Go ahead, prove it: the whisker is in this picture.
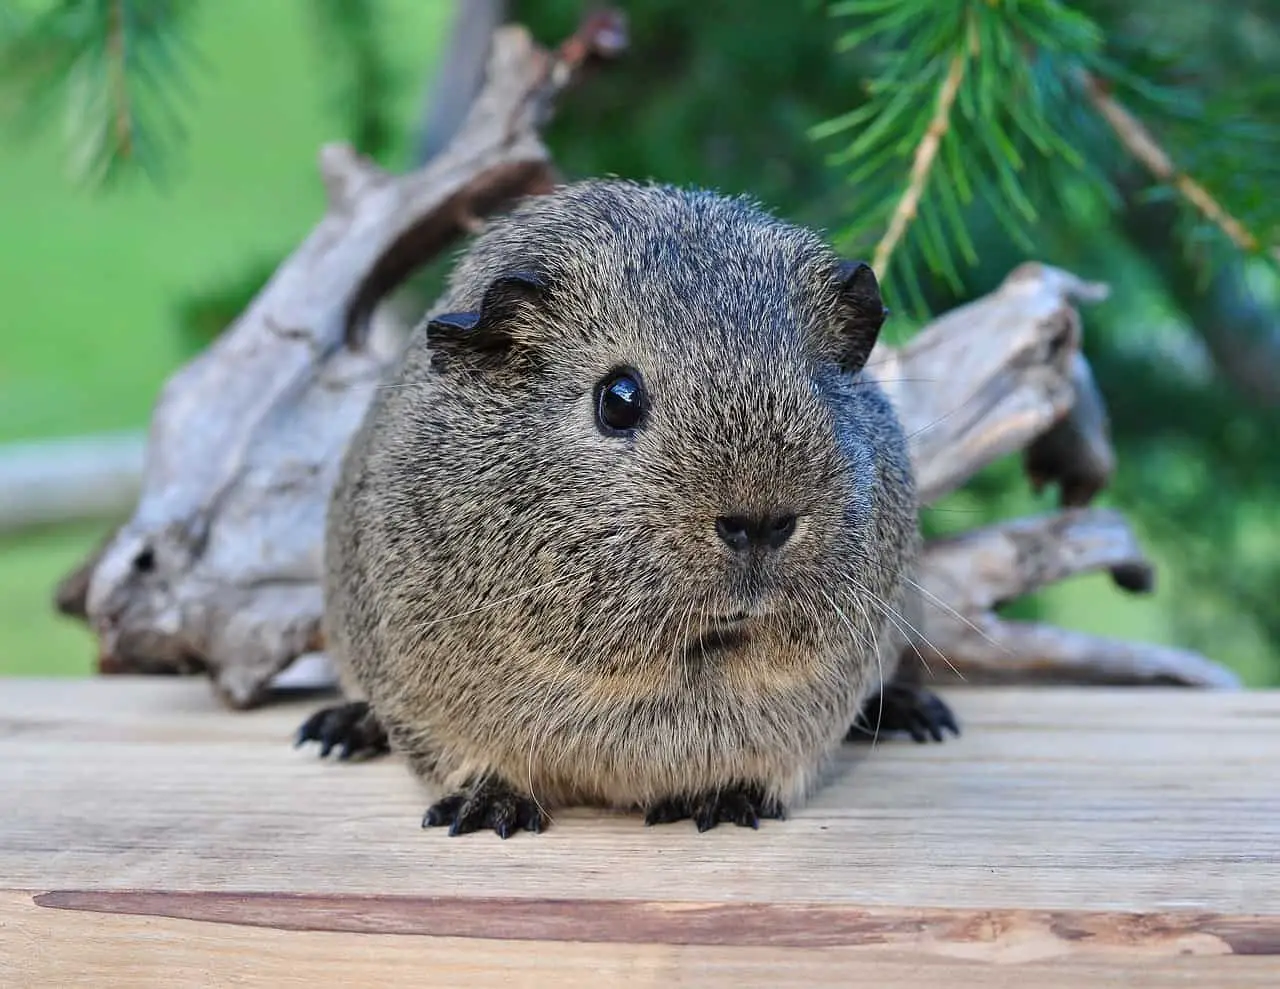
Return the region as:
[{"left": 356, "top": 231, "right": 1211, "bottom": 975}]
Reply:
[
  {"left": 819, "top": 586, "right": 883, "bottom": 750},
  {"left": 640, "top": 587, "right": 673, "bottom": 666},
  {"left": 689, "top": 592, "right": 713, "bottom": 689},
  {"left": 854, "top": 377, "right": 945, "bottom": 388},
  {"left": 903, "top": 388, "right": 986, "bottom": 442},
  {"left": 839, "top": 573, "right": 962, "bottom": 682},
  {"left": 675, "top": 598, "right": 696, "bottom": 672},
  {"left": 850, "top": 590, "right": 886, "bottom": 748},
  {"left": 525, "top": 665, "right": 561, "bottom": 828},
  {"left": 902, "top": 574, "right": 1008, "bottom": 663},
  {"left": 872, "top": 593, "right": 933, "bottom": 679}
]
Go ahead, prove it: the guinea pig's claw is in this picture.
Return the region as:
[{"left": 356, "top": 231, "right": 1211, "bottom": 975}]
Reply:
[
  {"left": 846, "top": 683, "right": 960, "bottom": 744},
  {"left": 294, "top": 700, "right": 390, "bottom": 760},
  {"left": 644, "top": 784, "right": 786, "bottom": 832},
  {"left": 422, "top": 777, "right": 548, "bottom": 837}
]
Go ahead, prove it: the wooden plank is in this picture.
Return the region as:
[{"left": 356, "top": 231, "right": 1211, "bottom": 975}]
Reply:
[
  {"left": 3, "top": 679, "right": 1277, "bottom": 911},
  {"left": 2, "top": 679, "right": 1278, "bottom": 986}
]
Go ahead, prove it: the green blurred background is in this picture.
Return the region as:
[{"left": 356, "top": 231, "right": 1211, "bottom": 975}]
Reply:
[
  {"left": 1, "top": 0, "right": 1277, "bottom": 683},
  {"left": 0, "top": 0, "right": 454, "bottom": 673}
]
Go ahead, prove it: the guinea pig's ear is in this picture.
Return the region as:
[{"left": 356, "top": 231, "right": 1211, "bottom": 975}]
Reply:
[
  {"left": 425, "top": 270, "right": 549, "bottom": 368},
  {"left": 833, "top": 259, "right": 888, "bottom": 374}
]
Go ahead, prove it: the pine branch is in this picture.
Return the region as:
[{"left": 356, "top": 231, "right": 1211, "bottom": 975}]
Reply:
[
  {"left": 816, "top": 1, "right": 1279, "bottom": 316},
  {"left": 105, "top": 0, "right": 133, "bottom": 162},
  {"left": 1079, "top": 67, "right": 1280, "bottom": 265},
  {"left": 872, "top": 27, "right": 969, "bottom": 277},
  {"left": 0, "top": 0, "right": 200, "bottom": 188},
  {"left": 815, "top": 0, "right": 1105, "bottom": 316}
]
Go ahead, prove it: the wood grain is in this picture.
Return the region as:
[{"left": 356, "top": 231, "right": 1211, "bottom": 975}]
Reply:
[
  {"left": 29, "top": 890, "right": 1280, "bottom": 955},
  {"left": 8, "top": 893, "right": 1279, "bottom": 989},
  {"left": 3, "top": 679, "right": 1278, "bottom": 986}
]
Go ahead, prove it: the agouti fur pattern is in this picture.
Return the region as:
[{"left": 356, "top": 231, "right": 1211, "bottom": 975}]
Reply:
[{"left": 296, "top": 179, "right": 958, "bottom": 837}]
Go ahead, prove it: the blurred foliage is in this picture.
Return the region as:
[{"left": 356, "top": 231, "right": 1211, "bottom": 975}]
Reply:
[
  {"left": 306, "top": 0, "right": 401, "bottom": 161},
  {"left": 511, "top": 0, "right": 1280, "bottom": 681},
  {"left": 0, "top": 0, "right": 405, "bottom": 182},
  {"left": 1, "top": 0, "right": 1277, "bottom": 681},
  {"left": 0, "top": 0, "right": 201, "bottom": 188}
]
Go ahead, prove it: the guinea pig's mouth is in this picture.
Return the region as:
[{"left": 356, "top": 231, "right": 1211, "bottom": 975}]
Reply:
[{"left": 683, "top": 612, "right": 752, "bottom": 663}]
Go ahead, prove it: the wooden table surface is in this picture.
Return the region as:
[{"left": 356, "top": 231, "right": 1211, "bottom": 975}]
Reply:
[{"left": 2, "top": 677, "right": 1278, "bottom": 987}]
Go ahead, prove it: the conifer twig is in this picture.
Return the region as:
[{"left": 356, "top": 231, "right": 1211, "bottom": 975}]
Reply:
[
  {"left": 1078, "top": 68, "right": 1279, "bottom": 264},
  {"left": 872, "top": 36, "right": 970, "bottom": 277},
  {"left": 106, "top": 0, "right": 134, "bottom": 162}
]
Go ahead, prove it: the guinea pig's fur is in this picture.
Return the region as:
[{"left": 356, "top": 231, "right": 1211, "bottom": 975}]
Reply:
[{"left": 305, "top": 179, "right": 955, "bottom": 836}]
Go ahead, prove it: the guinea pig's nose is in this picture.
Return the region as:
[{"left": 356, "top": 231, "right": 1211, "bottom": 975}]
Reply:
[{"left": 715, "top": 513, "right": 798, "bottom": 552}]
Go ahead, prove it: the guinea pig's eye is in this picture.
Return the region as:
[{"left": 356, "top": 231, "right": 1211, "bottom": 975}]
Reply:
[{"left": 595, "top": 368, "right": 646, "bottom": 436}]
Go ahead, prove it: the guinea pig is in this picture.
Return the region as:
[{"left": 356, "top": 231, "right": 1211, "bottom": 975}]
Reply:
[{"left": 297, "top": 179, "right": 957, "bottom": 837}]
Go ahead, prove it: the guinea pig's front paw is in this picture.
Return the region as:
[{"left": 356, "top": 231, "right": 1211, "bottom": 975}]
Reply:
[
  {"left": 644, "top": 783, "right": 787, "bottom": 833},
  {"left": 422, "top": 776, "right": 548, "bottom": 838},
  {"left": 294, "top": 700, "right": 390, "bottom": 760},
  {"left": 846, "top": 682, "right": 960, "bottom": 744}
]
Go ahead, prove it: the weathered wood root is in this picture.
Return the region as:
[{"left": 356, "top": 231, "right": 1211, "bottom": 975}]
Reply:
[
  {"left": 50, "top": 14, "right": 1239, "bottom": 706},
  {"left": 880, "top": 261, "right": 1110, "bottom": 506},
  {"left": 58, "top": 14, "right": 628, "bottom": 707},
  {"left": 914, "top": 508, "right": 1240, "bottom": 688}
]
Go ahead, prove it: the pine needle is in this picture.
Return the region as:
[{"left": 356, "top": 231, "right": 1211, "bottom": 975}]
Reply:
[
  {"left": 872, "top": 21, "right": 971, "bottom": 277},
  {"left": 815, "top": 0, "right": 1279, "bottom": 315},
  {"left": 0, "top": 0, "right": 202, "bottom": 189},
  {"left": 1078, "top": 67, "right": 1279, "bottom": 266}
]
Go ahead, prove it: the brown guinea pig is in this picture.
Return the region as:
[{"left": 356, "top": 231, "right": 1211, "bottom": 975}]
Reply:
[{"left": 297, "top": 179, "right": 957, "bottom": 837}]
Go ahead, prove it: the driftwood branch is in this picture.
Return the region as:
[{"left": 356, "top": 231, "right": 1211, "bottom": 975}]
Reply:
[
  {"left": 915, "top": 508, "right": 1240, "bottom": 688},
  {"left": 63, "top": 14, "right": 628, "bottom": 708},
  {"left": 874, "top": 262, "right": 1110, "bottom": 506},
  {"left": 51, "top": 13, "right": 1238, "bottom": 707},
  {"left": 415, "top": 0, "right": 508, "bottom": 166}
]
